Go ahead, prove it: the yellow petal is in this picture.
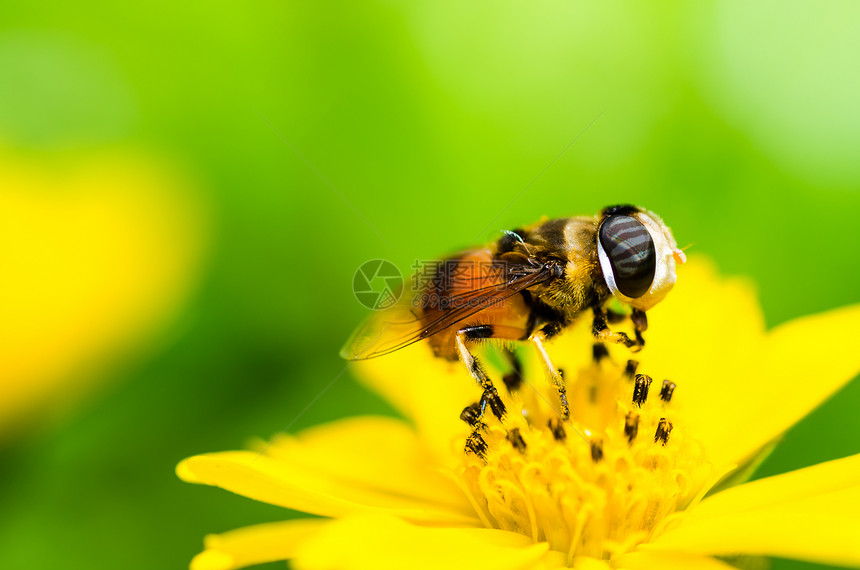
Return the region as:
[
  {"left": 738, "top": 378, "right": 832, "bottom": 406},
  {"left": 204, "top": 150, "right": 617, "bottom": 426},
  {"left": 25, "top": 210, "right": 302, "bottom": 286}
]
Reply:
[
  {"left": 615, "top": 550, "right": 737, "bottom": 570},
  {"left": 178, "top": 417, "right": 478, "bottom": 525},
  {"left": 689, "top": 451, "right": 860, "bottom": 519},
  {"left": 352, "top": 345, "right": 479, "bottom": 464},
  {"left": 647, "top": 453, "right": 860, "bottom": 566},
  {"left": 688, "top": 303, "right": 860, "bottom": 469},
  {"left": 616, "top": 258, "right": 860, "bottom": 470},
  {"left": 619, "top": 259, "right": 765, "bottom": 465},
  {"left": 263, "top": 415, "right": 470, "bottom": 512},
  {"left": 638, "top": 257, "right": 767, "bottom": 379},
  {"left": 291, "top": 514, "right": 552, "bottom": 570},
  {"left": 190, "top": 518, "right": 329, "bottom": 570}
]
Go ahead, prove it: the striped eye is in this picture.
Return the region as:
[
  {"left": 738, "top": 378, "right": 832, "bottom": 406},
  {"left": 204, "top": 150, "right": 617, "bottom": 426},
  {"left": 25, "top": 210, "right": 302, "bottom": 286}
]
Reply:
[{"left": 598, "top": 215, "right": 656, "bottom": 298}]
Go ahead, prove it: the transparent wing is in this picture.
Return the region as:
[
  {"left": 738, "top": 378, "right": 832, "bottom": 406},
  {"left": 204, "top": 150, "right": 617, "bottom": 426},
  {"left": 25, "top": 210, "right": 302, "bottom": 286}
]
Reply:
[{"left": 340, "top": 258, "right": 551, "bottom": 360}]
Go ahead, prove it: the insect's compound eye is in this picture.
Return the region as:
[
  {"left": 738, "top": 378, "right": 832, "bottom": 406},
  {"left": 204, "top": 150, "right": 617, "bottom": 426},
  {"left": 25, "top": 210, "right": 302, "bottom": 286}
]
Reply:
[{"left": 598, "top": 215, "right": 656, "bottom": 298}]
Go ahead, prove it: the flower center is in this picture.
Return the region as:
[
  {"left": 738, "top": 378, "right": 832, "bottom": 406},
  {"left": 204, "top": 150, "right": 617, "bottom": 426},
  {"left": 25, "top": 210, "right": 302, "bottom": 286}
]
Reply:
[{"left": 457, "top": 354, "right": 714, "bottom": 563}]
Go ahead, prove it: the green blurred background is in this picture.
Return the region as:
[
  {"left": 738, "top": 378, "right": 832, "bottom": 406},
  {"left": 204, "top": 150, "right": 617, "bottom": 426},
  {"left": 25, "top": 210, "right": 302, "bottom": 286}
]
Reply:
[{"left": 1, "top": 1, "right": 859, "bottom": 568}]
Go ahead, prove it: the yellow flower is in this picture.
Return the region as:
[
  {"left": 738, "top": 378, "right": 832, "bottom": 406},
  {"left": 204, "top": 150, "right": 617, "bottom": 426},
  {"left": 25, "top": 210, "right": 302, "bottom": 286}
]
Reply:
[
  {"left": 0, "top": 146, "right": 206, "bottom": 436},
  {"left": 179, "top": 259, "right": 860, "bottom": 570}
]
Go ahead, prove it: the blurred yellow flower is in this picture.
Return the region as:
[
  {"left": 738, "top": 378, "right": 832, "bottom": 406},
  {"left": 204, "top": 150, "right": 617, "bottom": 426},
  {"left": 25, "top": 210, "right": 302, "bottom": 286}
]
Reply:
[
  {"left": 0, "top": 146, "right": 206, "bottom": 436},
  {"left": 179, "top": 259, "right": 860, "bottom": 570}
]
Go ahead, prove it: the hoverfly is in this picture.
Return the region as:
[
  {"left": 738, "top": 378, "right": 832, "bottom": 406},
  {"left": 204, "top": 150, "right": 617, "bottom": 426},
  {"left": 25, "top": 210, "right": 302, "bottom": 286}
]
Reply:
[{"left": 341, "top": 205, "right": 685, "bottom": 440}]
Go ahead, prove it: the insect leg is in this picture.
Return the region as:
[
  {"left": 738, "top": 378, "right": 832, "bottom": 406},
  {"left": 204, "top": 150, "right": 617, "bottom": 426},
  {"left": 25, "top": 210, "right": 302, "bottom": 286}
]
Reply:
[
  {"left": 500, "top": 347, "right": 524, "bottom": 392},
  {"left": 605, "top": 308, "right": 627, "bottom": 324},
  {"left": 592, "top": 305, "right": 640, "bottom": 351},
  {"left": 455, "top": 327, "right": 507, "bottom": 422},
  {"left": 529, "top": 324, "right": 570, "bottom": 420},
  {"left": 459, "top": 402, "right": 488, "bottom": 457},
  {"left": 456, "top": 326, "right": 517, "bottom": 458},
  {"left": 631, "top": 308, "right": 647, "bottom": 348}
]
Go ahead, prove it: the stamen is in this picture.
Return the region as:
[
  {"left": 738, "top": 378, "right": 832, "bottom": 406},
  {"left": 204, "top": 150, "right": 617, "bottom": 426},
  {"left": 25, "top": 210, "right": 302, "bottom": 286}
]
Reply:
[
  {"left": 631, "top": 308, "right": 647, "bottom": 331},
  {"left": 506, "top": 428, "right": 527, "bottom": 454},
  {"left": 459, "top": 355, "right": 708, "bottom": 561},
  {"left": 460, "top": 403, "right": 482, "bottom": 425},
  {"left": 624, "top": 359, "right": 639, "bottom": 380},
  {"left": 590, "top": 439, "right": 604, "bottom": 462},
  {"left": 634, "top": 329, "right": 645, "bottom": 348},
  {"left": 654, "top": 418, "right": 673, "bottom": 445},
  {"left": 592, "top": 343, "right": 610, "bottom": 362},
  {"left": 659, "top": 380, "right": 676, "bottom": 402},
  {"left": 624, "top": 411, "right": 639, "bottom": 443},
  {"left": 632, "top": 374, "right": 652, "bottom": 406},
  {"left": 548, "top": 418, "right": 566, "bottom": 441}
]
